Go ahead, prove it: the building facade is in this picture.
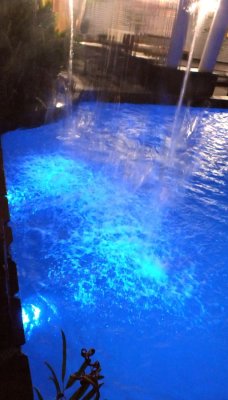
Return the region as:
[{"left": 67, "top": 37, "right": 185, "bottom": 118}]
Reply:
[{"left": 50, "top": 0, "right": 228, "bottom": 65}]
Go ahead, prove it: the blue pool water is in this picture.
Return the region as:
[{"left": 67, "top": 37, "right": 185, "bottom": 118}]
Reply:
[{"left": 2, "top": 102, "right": 228, "bottom": 400}]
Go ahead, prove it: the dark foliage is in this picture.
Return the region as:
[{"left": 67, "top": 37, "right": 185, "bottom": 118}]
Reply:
[
  {"left": 0, "top": 0, "right": 68, "bottom": 131},
  {"left": 34, "top": 330, "right": 104, "bottom": 400}
]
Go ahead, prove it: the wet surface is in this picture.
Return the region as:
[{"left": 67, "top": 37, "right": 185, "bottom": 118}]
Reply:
[{"left": 2, "top": 102, "right": 228, "bottom": 400}]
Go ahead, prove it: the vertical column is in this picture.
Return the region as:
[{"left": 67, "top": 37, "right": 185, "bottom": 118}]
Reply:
[
  {"left": 52, "top": 0, "right": 70, "bottom": 31},
  {"left": 199, "top": 0, "right": 228, "bottom": 72},
  {"left": 166, "top": 0, "right": 190, "bottom": 68}
]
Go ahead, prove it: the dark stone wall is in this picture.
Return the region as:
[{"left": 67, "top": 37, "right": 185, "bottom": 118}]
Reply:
[
  {"left": 0, "top": 145, "right": 34, "bottom": 400},
  {"left": 105, "top": 52, "right": 217, "bottom": 102}
]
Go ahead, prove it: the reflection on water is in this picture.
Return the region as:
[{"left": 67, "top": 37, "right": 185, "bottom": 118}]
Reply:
[
  {"left": 7, "top": 153, "right": 202, "bottom": 319},
  {"left": 3, "top": 103, "right": 228, "bottom": 400}
]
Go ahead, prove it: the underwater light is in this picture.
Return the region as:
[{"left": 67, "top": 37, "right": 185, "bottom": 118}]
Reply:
[
  {"left": 22, "top": 308, "right": 29, "bottom": 325},
  {"left": 22, "top": 304, "right": 41, "bottom": 338},
  {"left": 21, "top": 295, "right": 58, "bottom": 338},
  {"left": 56, "top": 101, "right": 65, "bottom": 108}
]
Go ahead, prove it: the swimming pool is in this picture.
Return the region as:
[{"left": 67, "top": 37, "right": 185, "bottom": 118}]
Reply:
[{"left": 2, "top": 102, "right": 228, "bottom": 400}]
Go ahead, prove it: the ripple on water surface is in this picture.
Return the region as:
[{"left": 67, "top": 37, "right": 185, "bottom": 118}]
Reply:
[{"left": 3, "top": 103, "right": 227, "bottom": 334}]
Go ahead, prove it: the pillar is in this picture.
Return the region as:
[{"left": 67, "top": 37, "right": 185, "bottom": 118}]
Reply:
[
  {"left": 166, "top": 0, "right": 190, "bottom": 68},
  {"left": 53, "top": 0, "right": 70, "bottom": 31},
  {"left": 199, "top": 0, "right": 228, "bottom": 72}
]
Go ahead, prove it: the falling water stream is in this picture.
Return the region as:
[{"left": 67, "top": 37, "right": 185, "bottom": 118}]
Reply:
[
  {"left": 168, "top": 0, "right": 213, "bottom": 163},
  {"left": 68, "top": 0, "right": 74, "bottom": 83},
  {"left": 3, "top": 102, "right": 228, "bottom": 400},
  {"left": 2, "top": 1, "right": 228, "bottom": 399},
  {"left": 67, "top": 0, "right": 74, "bottom": 111}
]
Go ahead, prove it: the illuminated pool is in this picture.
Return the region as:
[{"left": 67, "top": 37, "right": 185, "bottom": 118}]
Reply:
[{"left": 2, "top": 102, "right": 228, "bottom": 400}]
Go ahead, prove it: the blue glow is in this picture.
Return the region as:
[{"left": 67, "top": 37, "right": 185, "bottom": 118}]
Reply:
[
  {"left": 6, "top": 153, "right": 201, "bottom": 319},
  {"left": 2, "top": 102, "right": 228, "bottom": 400},
  {"left": 22, "top": 304, "right": 41, "bottom": 337},
  {"left": 21, "top": 295, "right": 58, "bottom": 338}
]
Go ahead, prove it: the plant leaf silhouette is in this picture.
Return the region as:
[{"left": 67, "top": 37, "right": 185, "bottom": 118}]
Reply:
[
  {"left": 61, "top": 329, "right": 67, "bottom": 384},
  {"left": 65, "top": 372, "right": 81, "bottom": 389},
  {"left": 34, "top": 387, "right": 44, "bottom": 400},
  {"left": 36, "top": 332, "right": 104, "bottom": 399},
  {"left": 82, "top": 384, "right": 104, "bottom": 400},
  {"left": 49, "top": 378, "right": 64, "bottom": 399},
  {"left": 45, "top": 361, "right": 61, "bottom": 395},
  {"left": 69, "top": 382, "right": 90, "bottom": 400}
]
